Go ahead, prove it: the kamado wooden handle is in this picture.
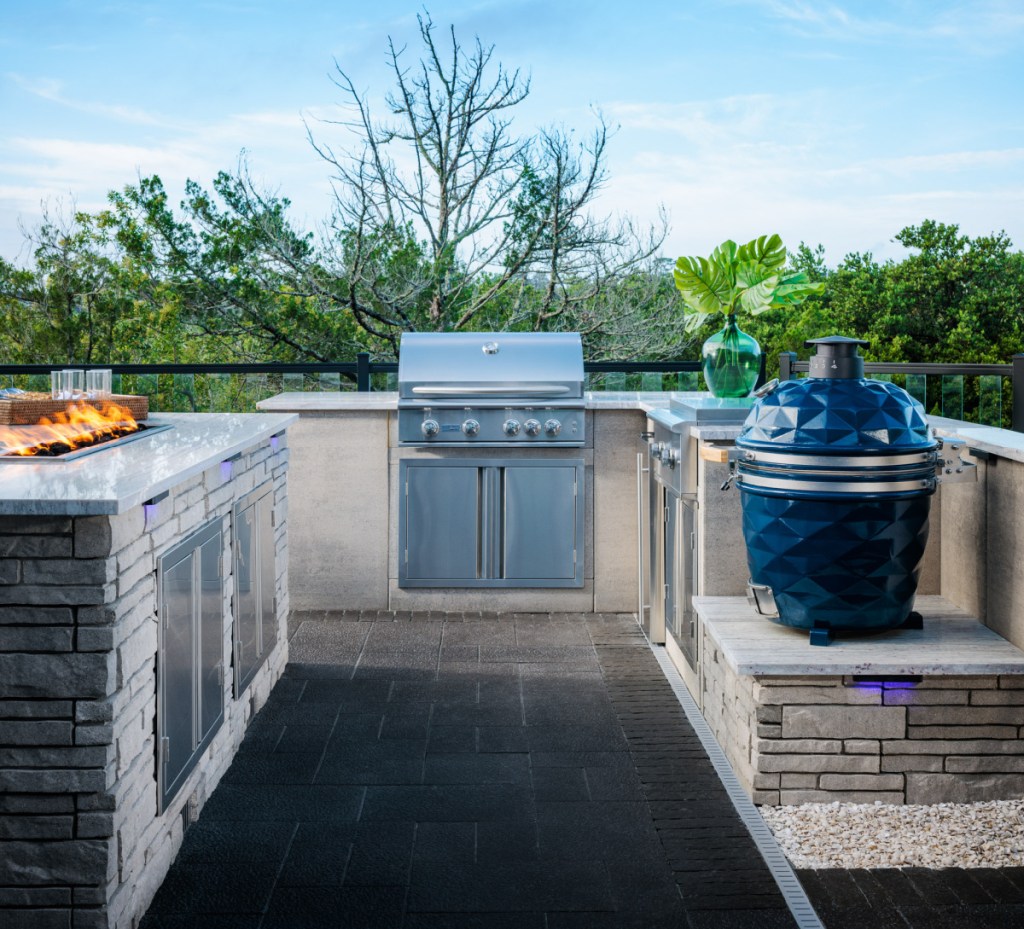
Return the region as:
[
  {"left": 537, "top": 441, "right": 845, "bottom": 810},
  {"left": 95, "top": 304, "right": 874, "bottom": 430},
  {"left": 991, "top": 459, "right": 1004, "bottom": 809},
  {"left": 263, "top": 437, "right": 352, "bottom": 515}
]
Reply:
[{"left": 699, "top": 444, "right": 732, "bottom": 464}]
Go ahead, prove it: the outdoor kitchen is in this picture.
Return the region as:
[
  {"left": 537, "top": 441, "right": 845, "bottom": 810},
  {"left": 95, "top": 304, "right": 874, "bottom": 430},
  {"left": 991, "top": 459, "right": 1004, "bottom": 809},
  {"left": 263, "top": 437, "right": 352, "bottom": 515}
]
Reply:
[{"left": 3, "top": 334, "right": 1024, "bottom": 928}]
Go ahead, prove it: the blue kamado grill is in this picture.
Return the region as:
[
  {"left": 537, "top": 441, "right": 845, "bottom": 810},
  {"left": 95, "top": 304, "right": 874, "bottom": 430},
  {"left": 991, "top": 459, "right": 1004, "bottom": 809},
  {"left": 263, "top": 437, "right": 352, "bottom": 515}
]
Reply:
[{"left": 733, "top": 336, "right": 974, "bottom": 644}]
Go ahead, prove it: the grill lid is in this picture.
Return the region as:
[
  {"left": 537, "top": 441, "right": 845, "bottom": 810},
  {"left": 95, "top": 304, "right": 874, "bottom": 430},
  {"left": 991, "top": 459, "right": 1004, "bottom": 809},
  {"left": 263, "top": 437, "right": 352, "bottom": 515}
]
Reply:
[
  {"left": 398, "top": 332, "right": 583, "bottom": 401},
  {"left": 737, "top": 336, "right": 934, "bottom": 453}
]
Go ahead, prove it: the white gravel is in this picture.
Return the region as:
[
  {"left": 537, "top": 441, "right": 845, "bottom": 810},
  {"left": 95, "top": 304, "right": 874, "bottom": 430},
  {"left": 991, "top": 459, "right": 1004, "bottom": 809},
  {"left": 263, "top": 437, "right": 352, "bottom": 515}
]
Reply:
[{"left": 760, "top": 799, "right": 1024, "bottom": 869}]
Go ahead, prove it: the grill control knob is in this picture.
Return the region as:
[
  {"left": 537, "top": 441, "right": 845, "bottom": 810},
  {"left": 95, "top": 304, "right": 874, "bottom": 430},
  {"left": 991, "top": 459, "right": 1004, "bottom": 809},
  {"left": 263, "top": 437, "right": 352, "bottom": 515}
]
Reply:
[
  {"left": 503, "top": 419, "right": 521, "bottom": 436},
  {"left": 663, "top": 446, "right": 679, "bottom": 468},
  {"left": 524, "top": 419, "right": 542, "bottom": 436},
  {"left": 651, "top": 442, "right": 664, "bottom": 460},
  {"left": 421, "top": 419, "right": 440, "bottom": 438},
  {"left": 461, "top": 419, "right": 480, "bottom": 437},
  {"left": 544, "top": 418, "right": 562, "bottom": 436}
]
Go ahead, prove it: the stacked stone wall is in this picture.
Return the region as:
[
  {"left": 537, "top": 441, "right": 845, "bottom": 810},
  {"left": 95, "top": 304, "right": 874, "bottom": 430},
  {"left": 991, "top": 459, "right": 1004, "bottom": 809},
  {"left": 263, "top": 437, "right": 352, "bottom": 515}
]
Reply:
[
  {"left": 0, "top": 436, "right": 289, "bottom": 929},
  {"left": 700, "top": 632, "right": 1024, "bottom": 806}
]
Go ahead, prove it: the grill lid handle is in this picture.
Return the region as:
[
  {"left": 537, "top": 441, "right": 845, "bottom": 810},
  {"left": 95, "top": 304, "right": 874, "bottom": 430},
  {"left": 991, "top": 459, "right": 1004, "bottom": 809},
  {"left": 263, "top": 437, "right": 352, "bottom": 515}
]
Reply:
[
  {"left": 805, "top": 335, "right": 869, "bottom": 380},
  {"left": 410, "top": 385, "right": 573, "bottom": 396}
]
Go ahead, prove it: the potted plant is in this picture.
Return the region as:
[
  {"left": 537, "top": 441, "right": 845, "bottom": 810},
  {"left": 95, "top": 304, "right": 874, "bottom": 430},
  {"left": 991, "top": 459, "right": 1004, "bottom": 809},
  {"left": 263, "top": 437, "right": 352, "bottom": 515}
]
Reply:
[{"left": 673, "top": 234, "right": 824, "bottom": 397}]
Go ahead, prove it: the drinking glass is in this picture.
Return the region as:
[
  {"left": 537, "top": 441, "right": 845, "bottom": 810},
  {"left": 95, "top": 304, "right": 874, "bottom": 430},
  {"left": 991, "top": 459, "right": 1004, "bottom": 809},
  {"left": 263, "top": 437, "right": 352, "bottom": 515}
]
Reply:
[
  {"left": 61, "top": 369, "right": 85, "bottom": 400},
  {"left": 50, "top": 370, "right": 63, "bottom": 399},
  {"left": 86, "top": 369, "right": 112, "bottom": 399}
]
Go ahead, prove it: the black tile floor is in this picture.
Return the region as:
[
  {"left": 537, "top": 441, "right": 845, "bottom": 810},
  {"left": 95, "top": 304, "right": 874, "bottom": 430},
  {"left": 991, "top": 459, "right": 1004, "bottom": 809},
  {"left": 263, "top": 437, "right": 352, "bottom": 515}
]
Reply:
[{"left": 140, "top": 611, "right": 1024, "bottom": 929}]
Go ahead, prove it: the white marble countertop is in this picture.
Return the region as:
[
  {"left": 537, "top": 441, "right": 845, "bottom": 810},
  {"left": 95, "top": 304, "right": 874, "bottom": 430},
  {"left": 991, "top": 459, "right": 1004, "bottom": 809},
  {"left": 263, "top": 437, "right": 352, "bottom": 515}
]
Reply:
[
  {"left": 689, "top": 424, "right": 744, "bottom": 441},
  {"left": 0, "top": 412, "right": 297, "bottom": 516},
  {"left": 694, "top": 595, "right": 1024, "bottom": 675},
  {"left": 930, "top": 415, "right": 1024, "bottom": 465},
  {"left": 258, "top": 391, "right": 401, "bottom": 411}
]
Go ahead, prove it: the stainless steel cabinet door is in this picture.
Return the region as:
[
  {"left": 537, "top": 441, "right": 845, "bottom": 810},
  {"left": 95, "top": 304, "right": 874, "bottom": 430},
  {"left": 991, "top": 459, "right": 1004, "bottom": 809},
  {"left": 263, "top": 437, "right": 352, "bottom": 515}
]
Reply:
[
  {"left": 664, "top": 490, "right": 678, "bottom": 642},
  {"left": 161, "top": 551, "right": 195, "bottom": 803},
  {"left": 403, "top": 465, "right": 482, "bottom": 581},
  {"left": 677, "top": 498, "right": 699, "bottom": 671},
  {"left": 158, "top": 518, "right": 225, "bottom": 812},
  {"left": 503, "top": 466, "right": 577, "bottom": 580},
  {"left": 233, "top": 501, "right": 259, "bottom": 690},
  {"left": 233, "top": 483, "right": 277, "bottom": 697},
  {"left": 259, "top": 494, "right": 276, "bottom": 668},
  {"left": 198, "top": 533, "right": 224, "bottom": 742},
  {"left": 399, "top": 459, "right": 584, "bottom": 588}
]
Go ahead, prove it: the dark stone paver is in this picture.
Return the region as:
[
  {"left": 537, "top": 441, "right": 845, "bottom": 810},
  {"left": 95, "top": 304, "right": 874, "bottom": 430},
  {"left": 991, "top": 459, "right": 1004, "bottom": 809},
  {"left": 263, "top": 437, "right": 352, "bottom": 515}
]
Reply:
[
  {"left": 798, "top": 865, "right": 1024, "bottom": 928},
  {"left": 141, "top": 610, "right": 797, "bottom": 928},
  {"left": 141, "top": 610, "right": 1024, "bottom": 929}
]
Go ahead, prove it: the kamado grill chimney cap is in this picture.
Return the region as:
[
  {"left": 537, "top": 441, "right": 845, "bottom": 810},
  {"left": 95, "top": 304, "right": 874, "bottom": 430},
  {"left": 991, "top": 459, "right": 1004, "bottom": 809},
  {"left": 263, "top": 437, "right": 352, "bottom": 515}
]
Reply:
[{"left": 806, "top": 335, "right": 869, "bottom": 380}]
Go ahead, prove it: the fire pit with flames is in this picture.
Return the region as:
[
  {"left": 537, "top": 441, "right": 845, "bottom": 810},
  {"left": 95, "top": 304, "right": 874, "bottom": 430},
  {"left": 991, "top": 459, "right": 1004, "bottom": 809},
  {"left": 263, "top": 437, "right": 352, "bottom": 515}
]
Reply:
[{"left": 0, "top": 400, "right": 163, "bottom": 461}]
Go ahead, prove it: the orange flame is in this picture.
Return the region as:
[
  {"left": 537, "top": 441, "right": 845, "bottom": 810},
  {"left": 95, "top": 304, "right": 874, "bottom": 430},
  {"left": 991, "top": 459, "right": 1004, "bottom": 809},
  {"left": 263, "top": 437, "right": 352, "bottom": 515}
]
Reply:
[{"left": 0, "top": 402, "right": 141, "bottom": 457}]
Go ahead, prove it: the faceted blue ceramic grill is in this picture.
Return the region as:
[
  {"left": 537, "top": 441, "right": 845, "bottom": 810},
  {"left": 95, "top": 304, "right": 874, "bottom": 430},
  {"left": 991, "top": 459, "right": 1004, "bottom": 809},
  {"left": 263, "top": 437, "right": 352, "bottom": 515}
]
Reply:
[{"left": 736, "top": 337, "right": 938, "bottom": 634}]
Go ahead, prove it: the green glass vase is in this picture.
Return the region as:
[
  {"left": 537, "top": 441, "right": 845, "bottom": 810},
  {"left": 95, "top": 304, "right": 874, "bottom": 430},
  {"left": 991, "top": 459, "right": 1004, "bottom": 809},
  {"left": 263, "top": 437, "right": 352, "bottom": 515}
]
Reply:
[{"left": 701, "top": 314, "right": 761, "bottom": 398}]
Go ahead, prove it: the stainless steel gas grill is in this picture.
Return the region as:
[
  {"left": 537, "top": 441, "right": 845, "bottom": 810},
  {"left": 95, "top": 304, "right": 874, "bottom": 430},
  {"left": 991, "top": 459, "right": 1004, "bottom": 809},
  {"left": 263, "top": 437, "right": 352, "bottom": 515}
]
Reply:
[
  {"left": 396, "top": 332, "right": 585, "bottom": 589},
  {"left": 397, "top": 331, "right": 585, "bottom": 447}
]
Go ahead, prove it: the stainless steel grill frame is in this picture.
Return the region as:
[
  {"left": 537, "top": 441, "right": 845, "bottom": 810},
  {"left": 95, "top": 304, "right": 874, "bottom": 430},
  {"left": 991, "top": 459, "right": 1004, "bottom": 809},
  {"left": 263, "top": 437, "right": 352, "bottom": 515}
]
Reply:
[{"left": 396, "top": 331, "right": 587, "bottom": 589}]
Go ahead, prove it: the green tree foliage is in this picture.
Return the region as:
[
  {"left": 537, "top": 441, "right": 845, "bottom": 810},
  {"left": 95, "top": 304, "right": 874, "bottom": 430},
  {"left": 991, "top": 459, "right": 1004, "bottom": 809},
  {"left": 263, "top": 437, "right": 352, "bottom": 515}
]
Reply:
[
  {"left": 0, "top": 203, "right": 187, "bottom": 365},
  {"left": 711, "top": 221, "right": 1024, "bottom": 376},
  {"left": 101, "top": 171, "right": 366, "bottom": 362}
]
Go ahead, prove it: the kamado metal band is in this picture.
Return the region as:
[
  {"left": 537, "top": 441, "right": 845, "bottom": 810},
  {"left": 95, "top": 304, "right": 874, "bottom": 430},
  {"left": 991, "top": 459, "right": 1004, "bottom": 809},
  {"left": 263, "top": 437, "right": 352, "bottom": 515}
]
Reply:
[
  {"left": 737, "top": 472, "right": 936, "bottom": 495},
  {"left": 739, "top": 449, "right": 936, "bottom": 468},
  {"left": 740, "top": 464, "right": 936, "bottom": 480}
]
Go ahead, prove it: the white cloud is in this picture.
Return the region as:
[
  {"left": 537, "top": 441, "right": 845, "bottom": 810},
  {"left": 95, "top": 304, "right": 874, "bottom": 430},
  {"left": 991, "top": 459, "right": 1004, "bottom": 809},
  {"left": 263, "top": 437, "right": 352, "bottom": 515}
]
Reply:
[
  {"left": 600, "top": 158, "right": 1024, "bottom": 262},
  {"left": 9, "top": 74, "right": 175, "bottom": 128},
  {"left": 749, "top": 0, "right": 1024, "bottom": 52},
  {"left": 591, "top": 90, "right": 1024, "bottom": 262},
  {"left": 822, "top": 148, "right": 1024, "bottom": 180},
  {"left": 0, "top": 102, "right": 338, "bottom": 259}
]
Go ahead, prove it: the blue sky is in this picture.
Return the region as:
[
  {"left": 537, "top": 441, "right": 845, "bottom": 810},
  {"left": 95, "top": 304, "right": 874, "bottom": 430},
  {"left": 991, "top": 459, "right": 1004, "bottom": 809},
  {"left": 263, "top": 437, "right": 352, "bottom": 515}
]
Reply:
[{"left": 1, "top": 0, "right": 1022, "bottom": 266}]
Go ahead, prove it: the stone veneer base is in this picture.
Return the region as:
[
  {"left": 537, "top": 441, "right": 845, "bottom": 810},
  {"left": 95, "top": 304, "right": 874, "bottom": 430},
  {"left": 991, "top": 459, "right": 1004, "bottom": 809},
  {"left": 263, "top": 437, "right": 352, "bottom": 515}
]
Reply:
[
  {"left": 0, "top": 436, "right": 290, "bottom": 929},
  {"left": 684, "top": 597, "right": 1024, "bottom": 806}
]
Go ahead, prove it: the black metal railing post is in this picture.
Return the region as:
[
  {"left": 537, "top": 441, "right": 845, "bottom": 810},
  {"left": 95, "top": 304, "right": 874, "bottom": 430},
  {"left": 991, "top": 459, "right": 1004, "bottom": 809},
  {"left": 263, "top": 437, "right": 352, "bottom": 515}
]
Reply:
[
  {"left": 779, "top": 352, "right": 797, "bottom": 381},
  {"left": 356, "top": 353, "right": 371, "bottom": 392},
  {"left": 1013, "top": 354, "right": 1024, "bottom": 433},
  {"left": 756, "top": 352, "right": 767, "bottom": 389}
]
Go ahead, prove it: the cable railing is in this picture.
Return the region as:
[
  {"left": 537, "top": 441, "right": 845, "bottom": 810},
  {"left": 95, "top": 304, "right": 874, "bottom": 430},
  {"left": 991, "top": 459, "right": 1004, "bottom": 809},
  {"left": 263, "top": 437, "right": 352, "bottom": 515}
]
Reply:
[{"left": 1, "top": 353, "right": 1020, "bottom": 431}]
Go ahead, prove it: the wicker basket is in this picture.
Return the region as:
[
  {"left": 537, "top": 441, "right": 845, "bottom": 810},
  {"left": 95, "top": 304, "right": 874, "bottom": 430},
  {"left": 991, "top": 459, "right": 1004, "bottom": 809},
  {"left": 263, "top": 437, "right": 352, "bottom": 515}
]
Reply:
[{"left": 0, "top": 393, "right": 149, "bottom": 425}]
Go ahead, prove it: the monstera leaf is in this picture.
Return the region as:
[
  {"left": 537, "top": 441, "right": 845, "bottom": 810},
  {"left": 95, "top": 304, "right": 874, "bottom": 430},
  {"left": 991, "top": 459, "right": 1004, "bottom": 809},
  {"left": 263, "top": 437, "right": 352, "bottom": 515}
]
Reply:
[
  {"left": 708, "top": 239, "right": 740, "bottom": 285},
  {"left": 738, "top": 234, "right": 786, "bottom": 270},
  {"left": 673, "top": 233, "right": 822, "bottom": 320},
  {"left": 735, "top": 260, "right": 779, "bottom": 315},
  {"left": 768, "top": 270, "right": 825, "bottom": 310},
  {"left": 672, "top": 255, "right": 735, "bottom": 315}
]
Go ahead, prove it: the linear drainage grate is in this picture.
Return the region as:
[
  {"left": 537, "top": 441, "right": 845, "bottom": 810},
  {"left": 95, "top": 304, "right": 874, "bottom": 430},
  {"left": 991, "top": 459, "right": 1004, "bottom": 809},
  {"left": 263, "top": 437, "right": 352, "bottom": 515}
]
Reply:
[{"left": 650, "top": 643, "right": 824, "bottom": 929}]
